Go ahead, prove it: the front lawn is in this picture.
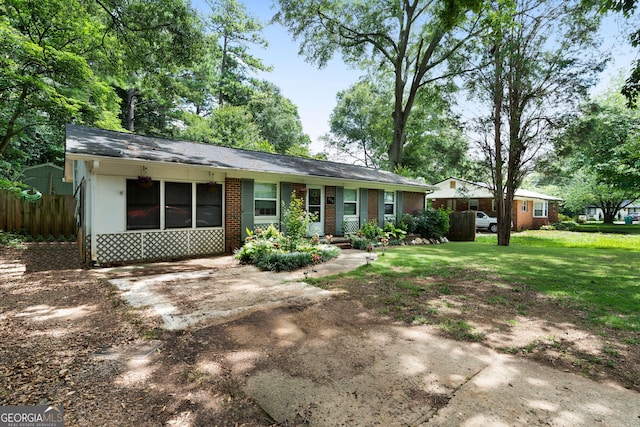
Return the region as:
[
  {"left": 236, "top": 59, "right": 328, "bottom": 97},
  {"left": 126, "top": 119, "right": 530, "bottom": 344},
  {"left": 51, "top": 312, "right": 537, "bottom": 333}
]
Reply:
[{"left": 310, "top": 230, "right": 640, "bottom": 389}]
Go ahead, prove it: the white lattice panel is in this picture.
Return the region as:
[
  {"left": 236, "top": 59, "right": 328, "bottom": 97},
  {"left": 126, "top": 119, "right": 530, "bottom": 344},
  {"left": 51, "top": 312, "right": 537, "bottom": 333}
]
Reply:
[
  {"left": 144, "top": 231, "right": 189, "bottom": 259},
  {"left": 94, "top": 228, "right": 226, "bottom": 263},
  {"left": 343, "top": 218, "right": 360, "bottom": 235},
  {"left": 190, "top": 229, "right": 224, "bottom": 255},
  {"left": 96, "top": 233, "right": 143, "bottom": 263}
]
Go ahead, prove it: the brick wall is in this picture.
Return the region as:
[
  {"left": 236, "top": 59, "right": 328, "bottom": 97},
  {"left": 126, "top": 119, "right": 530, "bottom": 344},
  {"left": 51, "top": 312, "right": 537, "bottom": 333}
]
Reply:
[
  {"left": 325, "top": 186, "right": 336, "bottom": 236},
  {"left": 225, "top": 178, "right": 242, "bottom": 253},
  {"left": 368, "top": 189, "right": 379, "bottom": 222},
  {"left": 403, "top": 192, "right": 425, "bottom": 214},
  {"left": 513, "top": 200, "right": 533, "bottom": 231}
]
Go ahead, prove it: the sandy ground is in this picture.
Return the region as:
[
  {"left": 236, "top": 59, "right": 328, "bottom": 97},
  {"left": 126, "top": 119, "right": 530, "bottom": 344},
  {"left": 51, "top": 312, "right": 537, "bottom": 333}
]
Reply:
[{"left": 2, "top": 243, "right": 639, "bottom": 426}]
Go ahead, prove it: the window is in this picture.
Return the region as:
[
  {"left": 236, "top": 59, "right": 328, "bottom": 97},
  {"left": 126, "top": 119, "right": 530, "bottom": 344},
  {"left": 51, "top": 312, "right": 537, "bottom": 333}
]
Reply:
[
  {"left": 384, "top": 191, "right": 395, "bottom": 215},
  {"left": 255, "top": 183, "right": 277, "bottom": 217},
  {"left": 450, "top": 180, "right": 456, "bottom": 189},
  {"left": 196, "top": 183, "right": 222, "bottom": 227},
  {"left": 522, "top": 200, "right": 528, "bottom": 212},
  {"left": 469, "top": 199, "right": 479, "bottom": 211},
  {"left": 551, "top": 201, "right": 557, "bottom": 212},
  {"left": 491, "top": 199, "right": 496, "bottom": 212},
  {"left": 126, "top": 179, "right": 160, "bottom": 230},
  {"left": 165, "top": 182, "right": 192, "bottom": 228},
  {"left": 343, "top": 189, "right": 358, "bottom": 216},
  {"left": 534, "top": 201, "right": 548, "bottom": 217}
]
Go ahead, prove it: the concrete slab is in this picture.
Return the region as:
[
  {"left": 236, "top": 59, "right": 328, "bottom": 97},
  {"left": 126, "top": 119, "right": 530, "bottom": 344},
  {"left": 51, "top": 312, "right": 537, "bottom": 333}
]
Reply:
[{"left": 107, "top": 250, "right": 375, "bottom": 330}]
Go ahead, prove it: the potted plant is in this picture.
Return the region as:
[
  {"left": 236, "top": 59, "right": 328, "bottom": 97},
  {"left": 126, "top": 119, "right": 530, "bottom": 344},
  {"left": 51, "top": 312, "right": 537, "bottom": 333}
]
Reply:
[
  {"left": 205, "top": 181, "right": 218, "bottom": 191},
  {"left": 137, "top": 175, "right": 153, "bottom": 188}
]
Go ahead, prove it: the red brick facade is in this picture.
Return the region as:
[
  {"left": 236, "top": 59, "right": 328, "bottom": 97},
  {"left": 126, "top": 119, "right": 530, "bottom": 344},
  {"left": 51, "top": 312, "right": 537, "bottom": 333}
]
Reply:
[
  {"left": 403, "top": 192, "right": 426, "bottom": 214},
  {"left": 224, "top": 178, "right": 242, "bottom": 253},
  {"left": 367, "top": 189, "right": 379, "bottom": 222},
  {"left": 325, "top": 186, "right": 337, "bottom": 236}
]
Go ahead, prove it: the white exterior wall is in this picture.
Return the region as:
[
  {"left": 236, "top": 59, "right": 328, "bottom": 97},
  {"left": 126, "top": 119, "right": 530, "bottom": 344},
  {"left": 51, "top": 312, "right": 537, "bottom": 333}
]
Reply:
[{"left": 73, "top": 159, "right": 227, "bottom": 264}]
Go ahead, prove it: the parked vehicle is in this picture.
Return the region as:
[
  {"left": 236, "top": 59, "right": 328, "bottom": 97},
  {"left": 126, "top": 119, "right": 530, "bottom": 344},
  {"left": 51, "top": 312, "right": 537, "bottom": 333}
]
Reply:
[
  {"left": 629, "top": 212, "right": 640, "bottom": 222},
  {"left": 475, "top": 211, "right": 498, "bottom": 233}
]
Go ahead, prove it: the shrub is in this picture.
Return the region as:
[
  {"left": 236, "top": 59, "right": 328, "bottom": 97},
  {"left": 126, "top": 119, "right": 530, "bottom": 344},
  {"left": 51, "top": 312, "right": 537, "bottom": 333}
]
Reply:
[
  {"left": 253, "top": 245, "right": 340, "bottom": 272},
  {"left": 411, "top": 208, "right": 450, "bottom": 239},
  {"left": 282, "top": 190, "right": 316, "bottom": 250},
  {"left": 349, "top": 235, "right": 372, "bottom": 250},
  {"left": 359, "top": 219, "right": 384, "bottom": 240}
]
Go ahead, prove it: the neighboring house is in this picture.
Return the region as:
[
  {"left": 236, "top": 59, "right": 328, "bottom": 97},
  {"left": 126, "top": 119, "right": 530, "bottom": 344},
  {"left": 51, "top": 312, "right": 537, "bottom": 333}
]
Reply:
[
  {"left": 20, "top": 163, "right": 73, "bottom": 195},
  {"left": 584, "top": 200, "right": 639, "bottom": 221},
  {"left": 429, "top": 177, "right": 562, "bottom": 231},
  {"left": 64, "top": 125, "right": 434, "bottom": 264}
]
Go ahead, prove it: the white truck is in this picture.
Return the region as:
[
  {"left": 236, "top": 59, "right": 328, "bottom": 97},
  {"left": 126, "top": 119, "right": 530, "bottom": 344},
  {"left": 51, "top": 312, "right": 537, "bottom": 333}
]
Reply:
[{"left": 475, "top": 210, "right": 498, "bottom": 233}]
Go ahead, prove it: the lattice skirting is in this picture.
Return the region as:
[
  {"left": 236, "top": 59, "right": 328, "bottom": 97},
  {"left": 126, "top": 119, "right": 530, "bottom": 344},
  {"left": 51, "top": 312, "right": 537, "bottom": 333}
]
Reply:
[
  {"left": 343, "top": 219, "right": 360, "bottom": 235},
  {"left": 94, "top": 229, "right": 225, "bottom": 263}
]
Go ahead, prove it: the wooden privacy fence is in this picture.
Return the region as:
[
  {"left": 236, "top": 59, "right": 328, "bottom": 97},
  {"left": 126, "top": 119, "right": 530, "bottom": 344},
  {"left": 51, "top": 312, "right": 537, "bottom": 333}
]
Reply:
[
  {"left": 448, "top": 210, "right": 476, "bottom": 242},
  {"left": 0, "top": 190, "right": 76, "bottom": 238}
]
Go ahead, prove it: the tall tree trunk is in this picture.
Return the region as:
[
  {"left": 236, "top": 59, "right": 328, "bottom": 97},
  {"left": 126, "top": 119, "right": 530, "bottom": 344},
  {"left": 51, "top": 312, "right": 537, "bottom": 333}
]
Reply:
[
  {"left": 126, "top": 88, "right": 137, "bottom": 132},
  {"left": 492, "top": 36, "right": 509, "bottom": 246}
]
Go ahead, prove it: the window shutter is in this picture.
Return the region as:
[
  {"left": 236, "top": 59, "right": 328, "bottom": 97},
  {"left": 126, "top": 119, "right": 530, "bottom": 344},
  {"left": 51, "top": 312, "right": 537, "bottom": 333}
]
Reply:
[
  {"left": 280, "top": 182, "right": 292, "bottom": 233},
  {"left": 335, "top": 186, "right": 344, "bottom": 236},
  {"left": 241, "top": 179, "right": 254, "bottom": 240}
]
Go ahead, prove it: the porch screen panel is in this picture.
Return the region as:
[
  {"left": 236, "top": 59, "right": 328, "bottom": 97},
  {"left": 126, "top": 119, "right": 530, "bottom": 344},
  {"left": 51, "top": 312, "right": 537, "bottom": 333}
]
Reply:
[
  {"left": 165, "top": 182, "right": 192, "bottom": 228},
  {"left": 196, "top": 183, "right": 223, "bottom": 227},
  {"left": 126, "top": 179, "right": 160, "bottom": 230}
]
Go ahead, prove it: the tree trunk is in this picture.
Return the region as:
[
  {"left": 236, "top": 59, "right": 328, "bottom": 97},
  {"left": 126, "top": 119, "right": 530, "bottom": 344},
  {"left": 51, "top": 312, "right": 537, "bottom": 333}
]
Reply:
[
  {"left": 126, "top": 88, "right": 137, "bottom": 132},
  {"left": 0, "top": 86, "right": 28, "bottom": 155}
]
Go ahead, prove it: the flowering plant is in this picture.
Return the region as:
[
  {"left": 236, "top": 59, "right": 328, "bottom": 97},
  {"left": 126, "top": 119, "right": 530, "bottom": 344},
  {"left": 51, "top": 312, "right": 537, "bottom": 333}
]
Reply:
[
  {"left": 205, "top": 181, "right": 218, "bottom": 190},
  {"left": 137, "top": 175, "right": 153, "bottom": 188}
]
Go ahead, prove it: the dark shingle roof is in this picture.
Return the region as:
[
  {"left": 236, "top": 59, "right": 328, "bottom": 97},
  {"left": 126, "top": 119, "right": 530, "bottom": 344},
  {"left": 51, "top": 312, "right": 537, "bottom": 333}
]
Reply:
[{"left": 65, "top": 124, "right": 434, "bottom": 190}]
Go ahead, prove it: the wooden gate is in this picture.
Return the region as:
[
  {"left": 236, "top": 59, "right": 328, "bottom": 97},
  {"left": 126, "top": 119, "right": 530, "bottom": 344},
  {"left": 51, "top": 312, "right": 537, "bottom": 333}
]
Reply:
[
  {"left": 447, "top": 210, "right": 476, "bottom": 242},
  {"left": 0, "top": 190, "right": 76, "bottom": 238}
]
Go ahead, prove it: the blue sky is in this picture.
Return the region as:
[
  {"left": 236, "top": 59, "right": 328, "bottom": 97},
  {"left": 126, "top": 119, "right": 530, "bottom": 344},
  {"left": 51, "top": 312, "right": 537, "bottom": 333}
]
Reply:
[{"left": 192, "top": 1, "right": 637, "bottom": 154}]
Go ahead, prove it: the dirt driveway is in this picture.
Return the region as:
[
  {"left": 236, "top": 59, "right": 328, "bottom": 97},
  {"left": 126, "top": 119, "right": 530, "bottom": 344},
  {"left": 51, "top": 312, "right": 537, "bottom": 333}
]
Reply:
[{"left": 2, "top": 243, "right": 640, "bottom": 426}]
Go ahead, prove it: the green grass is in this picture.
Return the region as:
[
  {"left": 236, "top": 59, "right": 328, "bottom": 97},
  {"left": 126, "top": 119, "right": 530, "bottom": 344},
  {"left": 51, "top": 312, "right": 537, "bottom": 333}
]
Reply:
[{"left": 335, "top": 230, "right": 640, "bottom": 331}]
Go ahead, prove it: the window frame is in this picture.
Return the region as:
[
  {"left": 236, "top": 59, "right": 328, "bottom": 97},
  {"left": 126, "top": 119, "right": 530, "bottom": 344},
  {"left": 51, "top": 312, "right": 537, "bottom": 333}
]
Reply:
[
  {"left": 343, "top": 188, "right": 358, "bottom": 217},
  {"left": 126, "top": 179, "right": 161, "bottom": 230},
  {"left": 469, "top": 199, "right": 479, "bottom": 211},
  {"left": 165, "top": 181, "right": 193, "bottom": 229},
  {"left": 533, "top": 201, "right": 549, "bottom": 218},
  {"left": 384, "top": 191, "right": 395, "bottom": 216},
  {"left": 196, "top": 182, "right": 223, "bottom": 228},
  {"left": 522, "top": 200, "right": 528, "bottom": 212},
  {"left": 254, "top": 182, "right": 279, "bottom": 221}
]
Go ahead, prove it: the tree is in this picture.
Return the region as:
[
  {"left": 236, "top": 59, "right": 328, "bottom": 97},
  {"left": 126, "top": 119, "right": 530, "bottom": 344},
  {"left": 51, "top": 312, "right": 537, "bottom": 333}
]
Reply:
[
  {"left": 247, "top": 81, "right": 311, "bottom": 156},
  {"left": 206, "top": 0, "right": 271, "bottom": 107},
  {"left": 275, "top": 0, "right": 484, "bottom": 171},
  {"left": 325, "top": 74, "right": 469, "bottom": 181},
  {"left": 598, "top": 0, "right": 640, "bottom": 106},
  {"left": 466, "top": 0, "right": 605, "bottom": 245},
  {"left": 98, "top": 0, "right": 205, "bottom": 133},
  {"left": 553, "top": 90, "right": 640, "bottom": 223},
  {"left": 0, "top": 0, "right": 121, "bottom": 162}
]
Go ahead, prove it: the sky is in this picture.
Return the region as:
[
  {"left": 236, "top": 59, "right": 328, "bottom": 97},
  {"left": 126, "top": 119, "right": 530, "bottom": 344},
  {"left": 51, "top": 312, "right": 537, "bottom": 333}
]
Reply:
[{"left": 192, "top": 1, "right": 638, "bottom": 154}]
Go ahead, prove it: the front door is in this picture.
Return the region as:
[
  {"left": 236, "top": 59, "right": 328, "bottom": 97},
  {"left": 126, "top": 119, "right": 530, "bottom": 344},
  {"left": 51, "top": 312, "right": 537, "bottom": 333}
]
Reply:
[{"left": 307, "top": 186, "right": 324, "bottom": 236}]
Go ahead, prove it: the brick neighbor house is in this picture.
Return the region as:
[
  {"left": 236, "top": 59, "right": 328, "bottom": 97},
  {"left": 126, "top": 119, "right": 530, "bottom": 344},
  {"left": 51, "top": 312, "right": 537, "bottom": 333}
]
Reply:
[
  {"left": 429, "top": 177, "right": 562, "bottom": 231},
  {"left": 64, "top": 125, "right": 434, "bottom": 265}
]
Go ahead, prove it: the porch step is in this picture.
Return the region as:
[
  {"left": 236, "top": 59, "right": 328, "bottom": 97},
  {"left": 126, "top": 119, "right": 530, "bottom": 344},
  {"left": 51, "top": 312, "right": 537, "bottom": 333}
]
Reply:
[{"left": 324, "top": 236, "right": 352, "bottom": 250}]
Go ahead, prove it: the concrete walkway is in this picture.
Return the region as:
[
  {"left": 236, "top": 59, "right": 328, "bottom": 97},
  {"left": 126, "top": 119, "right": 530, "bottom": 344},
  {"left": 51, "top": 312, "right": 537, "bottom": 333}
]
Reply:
[{"left": 101, "top": 250, "right": 640, "bottom": 426}]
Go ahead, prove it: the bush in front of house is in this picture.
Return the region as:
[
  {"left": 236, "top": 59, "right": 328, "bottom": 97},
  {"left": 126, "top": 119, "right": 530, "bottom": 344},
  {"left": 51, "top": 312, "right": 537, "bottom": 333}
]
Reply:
[
  {"left": 400, "top": 208, "right": 450, "bottom": 239},
  {"left": 235, "top": 193, "right": 341, "bottom": 272}
]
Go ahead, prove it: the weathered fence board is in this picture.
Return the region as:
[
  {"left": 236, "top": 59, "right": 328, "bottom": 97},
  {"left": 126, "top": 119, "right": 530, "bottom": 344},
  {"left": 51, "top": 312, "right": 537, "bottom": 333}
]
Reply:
[
  {"left": 0, "top": 190, "right": 76, "bottom": 238},
  {"left": 448, "top": 210, "right": 476, "bottom": 242}
]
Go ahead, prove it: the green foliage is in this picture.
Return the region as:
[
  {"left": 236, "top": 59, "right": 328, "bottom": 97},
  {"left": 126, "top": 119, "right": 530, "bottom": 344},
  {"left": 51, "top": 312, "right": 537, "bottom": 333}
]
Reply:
[
  {"left": 275, "top": 0, "right": 482, "bottom": 170},
  {"left": 359, "top": 219, "right": 384, "bottom": 240},
  {"left": 282, "top": 190, "right": 316, "bottom": 248},
  {"left": 254, "top": 246, "right": 340, "bottom": 272},
  {"left": 402, "top": 208, "right": 450, "bottom": 239},
  {"left": 235, "top": 197, "right": 337, "bottom": 272},
  {"left": 383, "top": 222, "right": 407, "bottom": 240},
  {"left": 349, "top": 235, "right": 372, "bottom": 251}
]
